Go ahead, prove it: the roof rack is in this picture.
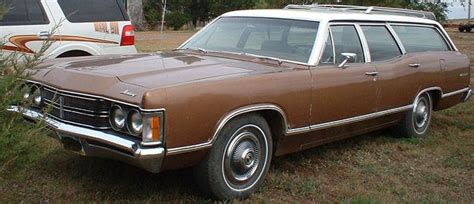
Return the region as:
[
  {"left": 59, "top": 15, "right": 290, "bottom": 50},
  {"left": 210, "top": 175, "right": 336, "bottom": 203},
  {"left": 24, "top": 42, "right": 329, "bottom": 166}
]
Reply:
[{"left": 284, "top": 4, "right": 437, "bottom": 21}]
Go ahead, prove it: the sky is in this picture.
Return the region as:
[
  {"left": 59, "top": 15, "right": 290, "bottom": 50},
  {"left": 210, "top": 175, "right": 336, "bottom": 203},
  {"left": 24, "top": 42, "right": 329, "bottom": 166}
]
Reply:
[{"left": 444, "top": 1, "right": 473, "bottom": 19}]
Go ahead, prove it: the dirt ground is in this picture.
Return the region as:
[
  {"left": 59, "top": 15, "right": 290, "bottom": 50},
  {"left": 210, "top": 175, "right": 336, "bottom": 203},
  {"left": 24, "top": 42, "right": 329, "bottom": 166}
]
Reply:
[{"left": 0, "top": 30, "right": 473, "bottom": 203}]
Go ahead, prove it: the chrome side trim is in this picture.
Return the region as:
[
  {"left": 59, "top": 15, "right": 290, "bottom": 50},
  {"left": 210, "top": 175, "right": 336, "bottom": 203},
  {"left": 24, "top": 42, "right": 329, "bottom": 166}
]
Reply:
[
  {"left": 311, "top": 105, "right": 412, "bottom": 131},
  {"left": 167, "top": 86, "right": 472, "bottom": 155},
  {"left": 167, "top": 103, "right": 414, "bottom": 155},
  {"left": 442, "top": 87, "right": 471, "bottom": 98},
  {"left": 166, "top": 104, "right": 289, "bottom": 155},
  {"left": 463, "top": 88, "right": 472, "bottom": 102}
]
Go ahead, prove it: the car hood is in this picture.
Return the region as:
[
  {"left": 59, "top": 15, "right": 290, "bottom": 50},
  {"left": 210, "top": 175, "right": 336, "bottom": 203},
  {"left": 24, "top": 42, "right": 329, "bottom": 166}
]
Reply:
[
  {"left": 31, "top": 52, "right": 287, "bottom": 104},
  {"left": 34, "top": 52, "right": 281, "bottom": 89}
]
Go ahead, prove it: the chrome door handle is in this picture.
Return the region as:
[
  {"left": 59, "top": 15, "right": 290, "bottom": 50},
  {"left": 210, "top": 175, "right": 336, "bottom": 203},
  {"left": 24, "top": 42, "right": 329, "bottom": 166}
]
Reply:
[
  {"left": 37, "top": 31, "right": 51, "bottom": 39},
  {"left": 365, "top": 71, "right": 379, "bottom": 76},
  {"left": 409, "top": 63, "right": 421, "bottom": 68}
]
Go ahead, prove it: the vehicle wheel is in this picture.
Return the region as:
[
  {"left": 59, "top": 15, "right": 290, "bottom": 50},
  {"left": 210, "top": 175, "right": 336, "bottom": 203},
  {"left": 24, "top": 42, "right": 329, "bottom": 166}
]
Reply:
[
  {"left": 467, "top": 28, "right": 472, "bottom": 33},
  {"left": 194, "top": 114, "right": 273, "bottom": 200},
  {"left": 458, "top": 27, "right": 465, "bottom": 32},
  {"left": 395, "top": 93, "right": 433, "bottom": 138}
]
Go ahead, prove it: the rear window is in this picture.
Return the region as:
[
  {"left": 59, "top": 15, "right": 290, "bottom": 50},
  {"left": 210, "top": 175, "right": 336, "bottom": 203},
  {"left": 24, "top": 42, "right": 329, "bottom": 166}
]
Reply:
[
  {"left": 0, "top": 0, "right": 49, "bottom": 26},
  {"left": 392, "top": 25, "right": 450, "bottom": 53},
  {"left": 58, "top": 0, "right": 129, "bottom": 23}
]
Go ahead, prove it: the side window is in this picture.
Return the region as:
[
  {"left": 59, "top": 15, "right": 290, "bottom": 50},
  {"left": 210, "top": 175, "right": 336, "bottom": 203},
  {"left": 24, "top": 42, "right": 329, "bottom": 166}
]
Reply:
[
  {"left": 320, "top": 31, "right": 334, "bottom": 65},
  {"left": 58, "top": 0, "right": 128, "bottom": 23},
  {"left": 392, "top": 25, "right": 450, "bottom": 53},
  {"left": 0, "top": 0, "right": 48, "bottom": 25},
  {"left": 330, "top": 25, "right": 365, "bottom": 64},
  {"left": 361, "top": 26, "right": 402, "bottom": 62}
]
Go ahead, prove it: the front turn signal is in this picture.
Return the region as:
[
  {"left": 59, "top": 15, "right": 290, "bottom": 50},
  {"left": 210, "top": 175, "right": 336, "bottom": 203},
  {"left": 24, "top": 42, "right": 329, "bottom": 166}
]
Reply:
[{"left": 142, "top": 112, "right": 164, "bottom": 146}]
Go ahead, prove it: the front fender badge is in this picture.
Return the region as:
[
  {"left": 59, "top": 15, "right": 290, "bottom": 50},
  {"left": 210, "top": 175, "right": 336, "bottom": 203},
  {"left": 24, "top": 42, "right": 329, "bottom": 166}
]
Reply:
[{"left": 120, "top": 90, "right": 137, "bottom": 98}]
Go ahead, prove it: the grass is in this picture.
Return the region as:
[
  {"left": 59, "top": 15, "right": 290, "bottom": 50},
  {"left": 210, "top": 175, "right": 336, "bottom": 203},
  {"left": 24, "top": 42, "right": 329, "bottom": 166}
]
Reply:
[{"left": 0, "top": 31, "right": 473, "bottom": 202}]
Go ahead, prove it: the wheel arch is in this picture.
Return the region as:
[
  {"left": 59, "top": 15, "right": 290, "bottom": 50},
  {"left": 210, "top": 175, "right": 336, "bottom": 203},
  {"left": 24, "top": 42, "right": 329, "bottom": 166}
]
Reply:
[
  {"left": 48, "top": 44, "right": 101, "bottom": 58},
  {"left": 166, "top": 104, "right": 289, "bottom": 156},
  {"left": 56, "top": 50, "right": 92, "bottom": 58},
  {"left": 415, "top": 87, "right": 442, "bottom": 110},
  {"left": 212, "top": 104, "right": 289, "bottom": 148}
]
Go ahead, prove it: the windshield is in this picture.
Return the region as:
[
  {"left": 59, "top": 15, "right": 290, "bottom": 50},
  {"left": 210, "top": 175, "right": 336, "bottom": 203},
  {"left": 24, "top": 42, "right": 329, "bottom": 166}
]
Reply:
[{"left": 181, "top": 17, "right": 320, "bottom": 63}]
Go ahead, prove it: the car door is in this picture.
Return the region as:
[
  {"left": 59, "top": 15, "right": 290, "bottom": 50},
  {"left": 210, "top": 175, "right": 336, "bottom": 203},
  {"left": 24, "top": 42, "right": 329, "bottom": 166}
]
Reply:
[
  {"left": 0, "top": 0, "right": 59, "bottom": 56},
  {"left": 390, "top": 24, "right": 469, "bottom": 94},
  {"left": 310, "top": 24, "right": 377, "bottom": 128},
  {"left": 358, "top": 24, "right": 419, "bottom": 112}
]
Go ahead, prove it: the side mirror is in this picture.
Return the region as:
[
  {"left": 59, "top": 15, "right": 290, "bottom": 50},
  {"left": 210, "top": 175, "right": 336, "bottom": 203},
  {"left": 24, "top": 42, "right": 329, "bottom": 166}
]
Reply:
[{"left": 338, "top": 53, "right": 357, "bottom": 68}]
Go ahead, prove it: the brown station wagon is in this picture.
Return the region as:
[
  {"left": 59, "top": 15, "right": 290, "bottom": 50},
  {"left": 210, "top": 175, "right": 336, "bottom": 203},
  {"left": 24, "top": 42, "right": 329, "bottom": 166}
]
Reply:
[{"left": 10, "top": 5, "right": 472, "bottom": 200}]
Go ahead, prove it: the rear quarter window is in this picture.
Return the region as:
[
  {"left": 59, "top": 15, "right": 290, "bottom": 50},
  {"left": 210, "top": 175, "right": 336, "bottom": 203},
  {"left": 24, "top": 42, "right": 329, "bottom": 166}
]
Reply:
[
  {"left": 392, "top": 25, "right": 450, "bottom": 53},
  {"left": 58, "top": 0, "right": 129, "bottom": 23},
  {"left": 0, "top": 0, "right": 49, "bottom": 26}
]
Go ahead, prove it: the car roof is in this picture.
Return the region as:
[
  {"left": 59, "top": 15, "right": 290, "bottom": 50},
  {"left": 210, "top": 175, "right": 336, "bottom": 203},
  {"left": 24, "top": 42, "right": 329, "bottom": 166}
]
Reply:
[{"left": 222, "top": 9, "right": 439, "bottom": 26}]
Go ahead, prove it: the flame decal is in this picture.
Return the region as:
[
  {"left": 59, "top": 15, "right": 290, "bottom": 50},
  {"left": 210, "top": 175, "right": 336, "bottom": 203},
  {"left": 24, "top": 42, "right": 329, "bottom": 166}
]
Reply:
[{"left": 1, "top": 35, "right": 119, "bottom": 54}]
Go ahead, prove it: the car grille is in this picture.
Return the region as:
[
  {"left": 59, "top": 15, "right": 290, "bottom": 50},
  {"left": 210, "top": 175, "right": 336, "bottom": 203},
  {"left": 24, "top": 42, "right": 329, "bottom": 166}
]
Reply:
[{"left": 41, "top": 86, "right": 112, "bottom": 129}]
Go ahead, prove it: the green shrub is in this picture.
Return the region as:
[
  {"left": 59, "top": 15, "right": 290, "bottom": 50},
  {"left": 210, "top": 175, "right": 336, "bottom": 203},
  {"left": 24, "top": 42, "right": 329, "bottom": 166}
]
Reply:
[
  {"left": 165, "top": 12, "right": 191, "bottom": 31},
  {"left": 0, "top": 13, "right": 57, "bottom": 175}
]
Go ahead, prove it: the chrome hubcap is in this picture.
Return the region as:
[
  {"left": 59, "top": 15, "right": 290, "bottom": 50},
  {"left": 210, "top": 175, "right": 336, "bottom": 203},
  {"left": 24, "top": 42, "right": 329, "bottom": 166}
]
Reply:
[
  {"left": 226, "top": 132, "right": 260, "bottom": 182},
  {"left": 222, "top": 124, "right": 268, "bottom": 191},
  {"left": 413, "top": 96, "right": 431, "bottom": 133}
]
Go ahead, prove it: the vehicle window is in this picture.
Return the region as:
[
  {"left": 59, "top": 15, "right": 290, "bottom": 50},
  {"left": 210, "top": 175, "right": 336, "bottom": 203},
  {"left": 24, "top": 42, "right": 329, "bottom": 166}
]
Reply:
[
  {"left": 182, "top": 17, "right": 320, "bottom": 63},
  {"left": 0, "top": 0, "right": 49, "bottom": 25},
  {"left": 361, "top": 26, "right": 401, "bottom": 62},
  {"left": 330, "top": 25, "right": 365, "bottom": 64},
  {"left": 58, "top": 0, "right": 128, "bottom": 23},
  {"left": 320, "top": 31, "right": 334, "bottom": 65},
  {"left": 392, "top": 25, "right": 450, "bottom": 53}
]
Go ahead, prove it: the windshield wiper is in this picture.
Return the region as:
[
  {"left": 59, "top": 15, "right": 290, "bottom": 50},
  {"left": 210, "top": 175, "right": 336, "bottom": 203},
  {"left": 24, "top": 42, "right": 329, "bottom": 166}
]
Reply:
[
  {"left": 174, "top": 47, "right": 208, "bottom": 55},
  {"left": 240, "top": 53, "right": 283, "bottom": 65}
]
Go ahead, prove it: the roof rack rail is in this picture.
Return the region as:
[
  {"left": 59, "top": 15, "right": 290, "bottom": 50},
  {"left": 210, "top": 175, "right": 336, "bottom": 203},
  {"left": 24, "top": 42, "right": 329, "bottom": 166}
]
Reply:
[{"left": 284, "top": 4, "right": 437, "bottom": 21}]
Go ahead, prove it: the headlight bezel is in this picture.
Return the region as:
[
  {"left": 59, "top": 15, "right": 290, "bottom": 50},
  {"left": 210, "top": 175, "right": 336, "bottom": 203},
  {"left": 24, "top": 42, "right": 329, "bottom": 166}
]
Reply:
[
  {"left": 109, "top": 103, "right": 165, "bottom": 145},
  {"left": 126, "top": 109, "right": 143, "bottom": 136},
  {"left": 31, "top": 85, "right": 43, "bottom": 107},
  {"left": 109, "top": 105, "right": 127, "bottom": 131}
]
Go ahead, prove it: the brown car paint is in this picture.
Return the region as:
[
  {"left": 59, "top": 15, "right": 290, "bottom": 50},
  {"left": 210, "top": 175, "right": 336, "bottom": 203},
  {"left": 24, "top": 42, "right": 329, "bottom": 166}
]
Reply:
[{"left": 27, "top": 46, "right": 470, "bottom": 171}]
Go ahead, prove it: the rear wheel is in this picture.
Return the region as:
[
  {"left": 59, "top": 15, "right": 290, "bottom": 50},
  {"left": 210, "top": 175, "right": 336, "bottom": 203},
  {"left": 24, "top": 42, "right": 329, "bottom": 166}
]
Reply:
[
  {"left": 194, "top": 114, "right": 273, "bottom": 200},
  {"left": 467, "top": 27, "right": 472, "bottom": 33},
  {"left": 394, "top": 93, "right": 433, "bottom": 138}
]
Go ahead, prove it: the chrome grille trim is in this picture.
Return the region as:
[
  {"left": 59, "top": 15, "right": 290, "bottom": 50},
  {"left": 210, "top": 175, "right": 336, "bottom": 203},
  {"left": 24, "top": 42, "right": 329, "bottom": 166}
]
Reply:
[
  {"left": 44, "top": 101, "right": 109, "bottom": 117},
  {"left": 44, "top": 87, "right": 98, "bottom": 101},
  {"left": 44, "top": 98, "right": 109, "bottom": 114},
  {"left": 47, "top": 114, "right": 111, "bottom": 130}
]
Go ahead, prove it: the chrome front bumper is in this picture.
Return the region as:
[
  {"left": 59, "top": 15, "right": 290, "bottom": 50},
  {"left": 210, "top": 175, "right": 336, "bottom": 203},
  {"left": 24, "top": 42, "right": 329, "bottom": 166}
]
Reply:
[{"left": 8, "top": 106, "right": 165, "bottom": 173}]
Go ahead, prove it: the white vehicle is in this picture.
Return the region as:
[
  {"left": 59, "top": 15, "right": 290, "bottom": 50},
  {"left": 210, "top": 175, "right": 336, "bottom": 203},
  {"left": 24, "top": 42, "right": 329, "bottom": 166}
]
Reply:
[{"left": 0, "top": 0, "right": 137, "bottom": 58}]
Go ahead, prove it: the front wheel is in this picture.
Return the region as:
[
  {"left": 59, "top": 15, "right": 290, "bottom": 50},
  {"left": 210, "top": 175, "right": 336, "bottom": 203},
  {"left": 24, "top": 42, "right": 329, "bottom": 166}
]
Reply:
[
  {"left": 394, "top": 93, "right": 433, "bottom": 138},
  {"left": 194, "top": 114, "right": 273, "bottom": 200}
]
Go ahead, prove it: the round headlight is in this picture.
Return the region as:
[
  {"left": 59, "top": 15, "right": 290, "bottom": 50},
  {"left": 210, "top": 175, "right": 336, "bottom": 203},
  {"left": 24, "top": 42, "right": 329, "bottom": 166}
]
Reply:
[
  {"left": 23, "top": 86, "right": 31, "bottom": 101},
  {"left": 31, "top": 85, "right": 42, "bottom": 106},
  {"left": 110, "top": 105, "right": 126, "bottom": 130},
  {"left": 127, "top": 110, "right": 143, "bottom": 135}
]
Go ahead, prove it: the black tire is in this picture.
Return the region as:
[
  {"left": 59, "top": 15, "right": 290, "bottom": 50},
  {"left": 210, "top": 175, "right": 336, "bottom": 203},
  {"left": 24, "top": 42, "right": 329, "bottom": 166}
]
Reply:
[
  {"left": 467, "top": 27, "right": 472, "bottom": 33},
  {"left": 459, "top": 27, "right": 464, "bottom": 32},
  {"left": 394, "top": 93, "right": 433, "bottom": 138},
  {"left": 194, "top": 114, "right": 273, "bottom": 200}
]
